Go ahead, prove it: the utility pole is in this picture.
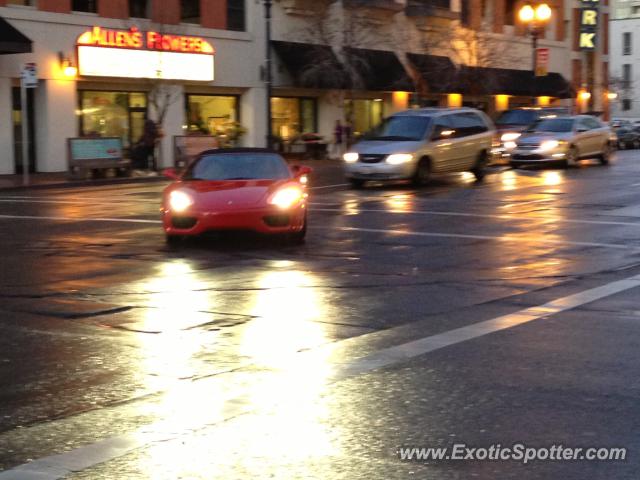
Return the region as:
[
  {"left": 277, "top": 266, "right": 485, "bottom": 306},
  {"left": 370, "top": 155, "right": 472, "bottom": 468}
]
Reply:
[{"left": 264, "top": 0, "right": 273, "bottom": 149}]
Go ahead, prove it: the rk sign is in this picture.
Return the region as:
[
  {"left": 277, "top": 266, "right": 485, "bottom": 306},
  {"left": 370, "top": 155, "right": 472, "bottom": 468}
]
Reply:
[{"left": 579, "top": 0, "right": 600, "bottom": 50}]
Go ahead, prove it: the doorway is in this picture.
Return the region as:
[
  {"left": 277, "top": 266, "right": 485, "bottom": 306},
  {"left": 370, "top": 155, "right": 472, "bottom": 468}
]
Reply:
[{"left": 12, "top": 87, "right": 36, "bottom": 174}]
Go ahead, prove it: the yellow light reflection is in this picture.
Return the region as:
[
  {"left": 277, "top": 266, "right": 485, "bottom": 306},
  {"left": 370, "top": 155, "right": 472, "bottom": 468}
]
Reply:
[
  {"left": 500, "top": 170, "right": 518, "bottom": 191},
  {"left": 343, "top": 198, "right": 361, "bottom": 215},
  {"left": 385, "top": 194, "right": 413, "bottom": 212},
  {"left": 542, "top": 171, "right": 563, "bottom": 186}
]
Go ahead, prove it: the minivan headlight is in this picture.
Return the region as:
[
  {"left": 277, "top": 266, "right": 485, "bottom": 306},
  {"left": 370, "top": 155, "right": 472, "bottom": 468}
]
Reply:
[
  {"left": 386, "top": 153, "right": 414, "bottom": 165},
  {"left": 343, "top": 152, "right": 359, "bottom": 163},
  {"left": 501, "top": 132, "right": 521, "bottom": 142}
]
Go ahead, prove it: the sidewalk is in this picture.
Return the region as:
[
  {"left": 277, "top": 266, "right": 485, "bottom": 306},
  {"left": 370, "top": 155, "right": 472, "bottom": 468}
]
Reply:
[{"left": 0, "top": 171, "right": 166, "bottom": 191}]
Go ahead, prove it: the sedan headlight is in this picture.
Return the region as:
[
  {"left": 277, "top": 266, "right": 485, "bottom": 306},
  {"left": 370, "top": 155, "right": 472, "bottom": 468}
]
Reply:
[
  {"left": 168, "top": 190, "right": 193, "bottom": 212},
  {"left": 343, "top": 152, "right": 359, "bottom": 163},
  {"left": 504, "top": 141, "right": 518, "bottom": 150},
  {"left": 539, "top": 140, "right": 561, "bottom": 152},
  {"left": 386, "top": 153, "right": 414, "bottom": 165},
  {"left": 501, "top": 132, "right": 521, "bottom": 142},
  {"left": 269, "top": 186, "right": 304, "bottom": 209}
]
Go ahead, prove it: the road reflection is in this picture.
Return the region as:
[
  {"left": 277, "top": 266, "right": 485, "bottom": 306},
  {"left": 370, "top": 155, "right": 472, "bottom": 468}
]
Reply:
[{"left": 129, "top": 264, "right": 338, "bottom": 477}]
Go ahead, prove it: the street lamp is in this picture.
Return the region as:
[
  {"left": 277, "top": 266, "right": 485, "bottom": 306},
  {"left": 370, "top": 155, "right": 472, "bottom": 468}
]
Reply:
[{"left": 518, "top": 3, "right": 552, "bottom": 73}]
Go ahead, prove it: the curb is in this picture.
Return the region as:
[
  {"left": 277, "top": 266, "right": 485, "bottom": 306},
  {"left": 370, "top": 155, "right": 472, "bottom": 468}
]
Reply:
[{"left": 0, "top": 175, "right": 167, "bottom": 192}]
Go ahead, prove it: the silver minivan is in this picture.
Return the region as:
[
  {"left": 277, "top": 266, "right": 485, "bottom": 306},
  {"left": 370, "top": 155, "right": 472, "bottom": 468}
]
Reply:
[{"left": 343, "top": 108, "right": 495, "bottom": 188}]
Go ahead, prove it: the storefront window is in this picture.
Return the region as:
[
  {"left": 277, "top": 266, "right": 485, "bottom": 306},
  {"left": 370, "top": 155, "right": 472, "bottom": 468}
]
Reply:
[
  {"left": 186, "top": 95, "right": 239, "bottom": 135},
  {"left": 271, "top": 97, "right": 317, "bottom": 141},
  {"left": 79, "top": 91, "right": 147, "bottom": 147},
  {"left": 345, "top": 99, "right": 384, "bottom": 136}
]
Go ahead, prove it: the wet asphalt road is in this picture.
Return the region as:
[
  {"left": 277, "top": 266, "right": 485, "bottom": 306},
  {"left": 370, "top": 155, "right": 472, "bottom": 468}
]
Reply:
[{"left": 1, "top": 153, "right": 640, "bottom": 479}]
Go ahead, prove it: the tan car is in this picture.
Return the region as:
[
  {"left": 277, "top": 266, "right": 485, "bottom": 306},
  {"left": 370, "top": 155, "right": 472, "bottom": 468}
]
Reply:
[
  {"left": 343, "top": 108, "right": 495, "bottom": 188},
  {"left": 510, "top": 115, "right": 615, "bottom": 168}
]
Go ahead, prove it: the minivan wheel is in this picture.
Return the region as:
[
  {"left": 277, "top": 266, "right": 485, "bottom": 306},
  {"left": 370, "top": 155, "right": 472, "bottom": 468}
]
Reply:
[
  {"left": 599, "top": 143, "right": 611, "bottom": 165},
  {"left": 412, "top": 158, "right": 431, "bottom": 186},
  {"left": 349, "top": 178, "right": 365, "bottom": 189},
  {"left": 471, "top": 152, "right": 488, "bottom": 181}
]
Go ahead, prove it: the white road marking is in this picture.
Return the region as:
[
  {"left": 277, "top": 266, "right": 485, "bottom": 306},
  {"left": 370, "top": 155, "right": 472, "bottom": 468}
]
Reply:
[
  {"left": 309, "top": 183, "right": 350, "bottom": 190},
  {"left": 0, "top": 214, "right": 160, "bottom": 224},
  {"left": 0, "top": 213, "right": 635, "bottom": 250},
  {"left": 2, "top": 273, "right": 640, "bottom": 479},
  {"left": 315, "top": 225, "right": 635, "bottom": 250},
  {"left": 310, "top": 206, "right": 640, "bottom": 227}
]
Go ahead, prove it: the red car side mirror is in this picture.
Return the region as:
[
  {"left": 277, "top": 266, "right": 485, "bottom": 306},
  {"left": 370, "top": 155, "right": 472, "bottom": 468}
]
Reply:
[
  {"left": 163, "top": 167, "right": 180, "bottom": 180},
  {"left": 291, "top": 165, "right": 313, "bottom": 177}
]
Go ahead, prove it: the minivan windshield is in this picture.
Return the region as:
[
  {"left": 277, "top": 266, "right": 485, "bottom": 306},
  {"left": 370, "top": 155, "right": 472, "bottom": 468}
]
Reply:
[
  {"left": 185, "top": 153, "right": 291, "bottom": 181},
  {"left": 495, "top": 110, "right": 539, "bottom": 126},
  {"left": 527, "top": 118, "right": 574, "bottom": 133},
  {"left": 363, "top": 116, "right": 432, "bottom": 141}
]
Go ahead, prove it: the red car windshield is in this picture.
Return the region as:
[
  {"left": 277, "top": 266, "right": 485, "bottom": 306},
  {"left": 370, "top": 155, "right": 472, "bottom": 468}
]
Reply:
[{"left": 186, "top": 153, "right": 291, "bottom": 181}]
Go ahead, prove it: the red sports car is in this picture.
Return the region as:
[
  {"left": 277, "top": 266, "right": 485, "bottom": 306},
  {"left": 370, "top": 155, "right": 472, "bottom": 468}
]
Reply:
[{"left": 161, "top": 148, "right": 311, "bottom": 244}]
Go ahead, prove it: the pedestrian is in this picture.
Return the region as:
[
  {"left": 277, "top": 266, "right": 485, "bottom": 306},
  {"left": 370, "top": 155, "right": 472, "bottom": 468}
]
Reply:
[
  {"left": 140, "top": 119, "right": 159, "bottom": 170},
  {"left": 333, "top": 120, "right": 344, "bottom": 159},
  {"left": 343, "top": 121, "right": 353, "bottom": 147}
]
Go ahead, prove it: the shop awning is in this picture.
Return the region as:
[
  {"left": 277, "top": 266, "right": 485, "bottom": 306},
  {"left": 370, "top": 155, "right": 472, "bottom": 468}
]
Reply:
[
  {"left": 272, "top": 41, "right": 349, "bottom": 89},
  {"left": 0, "top": 16, "right": 32, "bottom": 54},
  {"left": 344, "top": 47, "right": 414, "bottom": 91},
  {"left": 407, "top": 53, "right": 574, "bottom": 98}
]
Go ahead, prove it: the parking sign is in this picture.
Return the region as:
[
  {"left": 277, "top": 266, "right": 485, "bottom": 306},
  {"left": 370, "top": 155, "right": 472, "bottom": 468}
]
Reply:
[{"left": 21, "top": 63, "right": 38, "bottom": 88}]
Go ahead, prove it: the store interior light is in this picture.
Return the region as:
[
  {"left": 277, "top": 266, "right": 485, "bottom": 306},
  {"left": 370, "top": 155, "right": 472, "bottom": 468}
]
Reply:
[{"left": 579, "top": 91, "right": 592, "bottom": 101}]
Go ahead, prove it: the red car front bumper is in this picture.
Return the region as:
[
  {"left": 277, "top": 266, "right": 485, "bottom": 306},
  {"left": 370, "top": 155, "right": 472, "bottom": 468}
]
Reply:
[{"left": 162, "top": 205, "right": 306, "bottom": 236}]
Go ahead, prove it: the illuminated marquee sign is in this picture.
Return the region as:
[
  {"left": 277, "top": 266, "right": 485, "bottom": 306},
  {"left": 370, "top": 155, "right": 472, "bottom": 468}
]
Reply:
[
  {"left": 77, "top": 27, "right": 215, "bottom": 81},
  {"left": 579, "top": 0, "right": 599, "bottom": 51}
]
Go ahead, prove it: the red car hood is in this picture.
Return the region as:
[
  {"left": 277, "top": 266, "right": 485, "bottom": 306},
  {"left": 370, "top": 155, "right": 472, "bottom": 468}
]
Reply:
[{"left": 168, "top": 179, "right": 292, "bottom": 211}]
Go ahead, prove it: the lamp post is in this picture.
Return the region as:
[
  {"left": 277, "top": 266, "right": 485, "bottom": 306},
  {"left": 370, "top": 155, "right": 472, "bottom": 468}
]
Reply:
[
  {"left": 518, "top": 3, "right": 552, "bottom": 75},
  {"left": 264, "top": 0, "right": 273, "bottom": 149}
]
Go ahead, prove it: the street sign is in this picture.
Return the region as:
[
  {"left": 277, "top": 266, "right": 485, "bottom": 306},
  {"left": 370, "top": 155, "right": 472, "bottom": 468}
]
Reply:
[
  {"left": 21, "top": 62, "right": 37, "bottom": 88},
  {"left": 535, "top": 48, "right": 549, "bottom": 77}
]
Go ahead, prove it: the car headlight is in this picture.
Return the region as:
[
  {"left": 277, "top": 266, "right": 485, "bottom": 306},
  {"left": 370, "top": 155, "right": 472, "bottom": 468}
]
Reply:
[
  {"left": 343, "top": 152, "right": 359, "bottom": 163},
  {"left": 539, "top": 140, "right": 561, "bottom": 152},
  {"left": 168, "top": 190, "right": 193, "bottom": 212},
  {"left": 269, "top": 186, "right": 305, "bottom": 209},
  {"left": 504, "top": 141, "right": 518, "bottom": 150},
  {"left": 386, "top": 153, "right": 414, "bottom": 165},
  {"left": 501, "top": 132, "right": 521, "bottom": 142}
]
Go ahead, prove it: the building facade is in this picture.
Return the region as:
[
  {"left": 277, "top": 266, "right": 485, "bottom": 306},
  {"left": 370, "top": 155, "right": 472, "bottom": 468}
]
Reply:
[
  {"left": 0, "top": 0, "right": 611, "bottom": 174},
  {"left": 269, "top": 0, "right": 611, "bottom": 143},
  {"left": 0, "top": 0, "right": 266, "bottom": 174},
  {"left": 610, "top": 0, "right": 640, "bottom": 118}
]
